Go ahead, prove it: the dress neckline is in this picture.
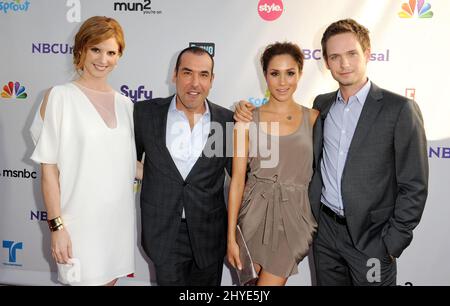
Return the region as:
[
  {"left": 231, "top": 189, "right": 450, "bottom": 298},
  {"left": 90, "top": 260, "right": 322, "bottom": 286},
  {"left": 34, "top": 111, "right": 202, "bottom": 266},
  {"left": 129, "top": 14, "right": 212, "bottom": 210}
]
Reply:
[
  {"left": 70, "top": 82, "right": 119, "bottom": 130},
  {"left": 257, "top": 106, "right": 305, "bottom": 137}
]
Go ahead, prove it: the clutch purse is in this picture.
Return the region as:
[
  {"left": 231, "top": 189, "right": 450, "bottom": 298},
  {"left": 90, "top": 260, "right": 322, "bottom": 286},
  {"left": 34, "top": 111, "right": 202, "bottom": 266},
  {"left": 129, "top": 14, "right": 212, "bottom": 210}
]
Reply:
[{"left": 235, "top": 225, "right": 258, "bottom": 286}]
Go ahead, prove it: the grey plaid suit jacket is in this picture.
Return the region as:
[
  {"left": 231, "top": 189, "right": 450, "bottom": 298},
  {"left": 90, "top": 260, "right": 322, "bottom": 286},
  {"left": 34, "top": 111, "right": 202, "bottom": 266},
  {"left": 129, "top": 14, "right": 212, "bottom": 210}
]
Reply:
[
  {"left": 134, "top": 96, "right": 233, "bottom": 268},
  {"left": 308, "top": 83, "right": 428, "bottom": 258}
]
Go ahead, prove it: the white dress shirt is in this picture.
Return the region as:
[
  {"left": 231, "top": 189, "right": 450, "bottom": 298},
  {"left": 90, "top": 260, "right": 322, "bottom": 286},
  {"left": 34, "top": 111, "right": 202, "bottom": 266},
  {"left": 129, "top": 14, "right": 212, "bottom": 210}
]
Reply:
[{"left": 166, "top": 95, "right": 211, "bottom": 218}]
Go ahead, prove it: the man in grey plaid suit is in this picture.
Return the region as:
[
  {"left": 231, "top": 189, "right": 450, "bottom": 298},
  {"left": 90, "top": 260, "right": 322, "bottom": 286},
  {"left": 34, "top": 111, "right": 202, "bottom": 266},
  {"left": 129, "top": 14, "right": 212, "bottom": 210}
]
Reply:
[{"left": 134, "top": 46, "right": 233, "bottom": 286}]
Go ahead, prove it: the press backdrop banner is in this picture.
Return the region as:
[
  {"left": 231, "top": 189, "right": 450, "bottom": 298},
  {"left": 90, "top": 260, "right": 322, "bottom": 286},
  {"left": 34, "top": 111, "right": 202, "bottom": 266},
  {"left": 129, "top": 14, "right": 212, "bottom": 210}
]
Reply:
[{"left": 1, "top": 0, "right": 449, "bottom": 285}]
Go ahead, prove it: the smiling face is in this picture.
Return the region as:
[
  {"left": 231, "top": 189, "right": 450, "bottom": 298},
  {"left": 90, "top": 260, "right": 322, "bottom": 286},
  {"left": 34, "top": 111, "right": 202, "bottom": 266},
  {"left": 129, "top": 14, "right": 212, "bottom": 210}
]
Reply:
[
  {"left": 172, "top": 51, "right": 214, "bottom": 113},
  {"left": 265, "top": 54, "right": 301, "bottom": 103},
  {"left": 325, "top": 32, "right": 370, "bottom": 91},
  {"left": 80, "top": 37, "right": 120, "bottom": 81}
]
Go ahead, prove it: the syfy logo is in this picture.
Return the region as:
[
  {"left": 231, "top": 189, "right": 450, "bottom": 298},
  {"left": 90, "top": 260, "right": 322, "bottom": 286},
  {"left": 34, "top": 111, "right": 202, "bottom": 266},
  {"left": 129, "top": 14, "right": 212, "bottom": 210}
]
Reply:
[
  {"left": 2, "top": 240, "right": 23, "bottom": 266},
  {"left": 32, "top": 43, "right": 73, "bottom": 55},
  {"left": 120, "top": 85, "right": 153, "bottom": 103}
]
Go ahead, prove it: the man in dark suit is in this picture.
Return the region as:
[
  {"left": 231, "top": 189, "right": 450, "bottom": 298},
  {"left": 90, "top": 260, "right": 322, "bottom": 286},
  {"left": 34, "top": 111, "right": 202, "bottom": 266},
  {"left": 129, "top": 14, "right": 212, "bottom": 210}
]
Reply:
[
  {"left": 233, "top": 19, "right": 428, "bottom": 286},
  {"left": 308, "top": 19, "right": 428, "bottom": 285},
  {"left": 134, "top": 47, "right": 233, "bottom": 286}
]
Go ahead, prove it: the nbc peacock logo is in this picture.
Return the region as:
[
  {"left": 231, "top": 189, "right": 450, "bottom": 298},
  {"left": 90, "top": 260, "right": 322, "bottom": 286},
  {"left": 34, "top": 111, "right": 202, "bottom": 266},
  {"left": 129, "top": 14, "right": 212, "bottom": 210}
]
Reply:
[
  {"left": 398, "top": 0, "right": 433, "bottom": 18},
  {"left": 1, "top": 81, "right": 27, "bottom": 99}
]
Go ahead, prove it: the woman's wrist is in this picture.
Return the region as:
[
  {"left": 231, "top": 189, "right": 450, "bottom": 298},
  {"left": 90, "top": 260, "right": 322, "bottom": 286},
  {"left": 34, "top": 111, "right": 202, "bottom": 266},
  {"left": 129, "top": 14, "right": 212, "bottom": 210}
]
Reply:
[{"left": 47, "top": 216, "right": 64, "bottom": 232}]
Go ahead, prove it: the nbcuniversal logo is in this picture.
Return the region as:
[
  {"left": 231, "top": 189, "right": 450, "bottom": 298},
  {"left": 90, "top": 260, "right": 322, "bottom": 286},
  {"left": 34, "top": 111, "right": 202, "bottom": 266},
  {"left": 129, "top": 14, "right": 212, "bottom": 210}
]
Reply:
[
  {"left": 1, "top": 81, "right": 27, "bottom": 99},
  {"left": 398, "top": 0, "right": 433, "bottom": 18}
]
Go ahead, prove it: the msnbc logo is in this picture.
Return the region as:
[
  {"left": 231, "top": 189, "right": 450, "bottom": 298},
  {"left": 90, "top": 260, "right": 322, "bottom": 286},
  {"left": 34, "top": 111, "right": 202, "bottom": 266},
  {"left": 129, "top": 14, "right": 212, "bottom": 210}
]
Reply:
[
  {"left": 1, "top": 81, "right": 27, "bottom": 99},
  {"left": 0, "top": 0, "right": 30, "bottom": 13},
  {"left": 398, "top": 0, "right": 433, "bottom": 18}
]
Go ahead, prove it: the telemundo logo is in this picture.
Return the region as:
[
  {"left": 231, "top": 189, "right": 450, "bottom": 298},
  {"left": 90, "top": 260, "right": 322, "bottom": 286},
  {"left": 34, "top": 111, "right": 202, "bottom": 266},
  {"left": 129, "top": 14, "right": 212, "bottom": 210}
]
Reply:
[{"left": 2, "top": 240, "right": 23, "bottom": 266}]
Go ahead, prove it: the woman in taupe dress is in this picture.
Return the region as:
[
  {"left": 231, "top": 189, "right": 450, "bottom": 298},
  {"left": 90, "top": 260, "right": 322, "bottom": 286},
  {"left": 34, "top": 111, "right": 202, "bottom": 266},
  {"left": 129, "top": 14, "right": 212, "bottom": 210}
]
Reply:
[{"left": 227, "top": 42, "right": 318, "bottom": 286}]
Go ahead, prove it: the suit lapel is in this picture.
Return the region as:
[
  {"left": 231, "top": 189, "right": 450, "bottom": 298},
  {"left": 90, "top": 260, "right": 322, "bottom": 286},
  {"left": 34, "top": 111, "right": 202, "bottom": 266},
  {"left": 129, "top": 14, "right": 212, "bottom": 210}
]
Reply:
[
  {"left": 152, "top": 96, "right": 184, "bottom": 183},
  {"left": 185, "top": 100, "right": 221, "bottom": 183},
  {"left": 345, "top": 83, "right": 384, "bottom": 164},
  {"left": 313, "top": 93, "right": 336, "bottom": 167}
]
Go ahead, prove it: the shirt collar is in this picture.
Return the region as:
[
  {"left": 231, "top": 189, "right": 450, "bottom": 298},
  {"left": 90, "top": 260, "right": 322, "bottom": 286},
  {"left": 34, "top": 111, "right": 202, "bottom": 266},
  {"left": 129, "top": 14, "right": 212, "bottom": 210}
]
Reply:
[
  {"left": 336, "top": 79, "right": 371, "bottom": 106},
  {"left": 169, "top": 95, "right": 210, "bottom": 118}
]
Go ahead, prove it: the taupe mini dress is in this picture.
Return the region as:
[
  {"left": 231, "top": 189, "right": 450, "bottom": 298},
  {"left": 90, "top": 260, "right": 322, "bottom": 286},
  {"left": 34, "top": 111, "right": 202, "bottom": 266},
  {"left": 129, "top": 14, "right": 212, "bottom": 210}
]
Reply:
[{"left": 238, "top": 106, "right": 317, "bottom": 278}]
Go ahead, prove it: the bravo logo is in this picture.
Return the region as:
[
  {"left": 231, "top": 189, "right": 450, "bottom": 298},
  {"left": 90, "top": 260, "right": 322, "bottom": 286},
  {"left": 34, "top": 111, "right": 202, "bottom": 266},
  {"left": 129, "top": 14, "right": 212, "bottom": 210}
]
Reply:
[{"left": 258, "top": 0, "right": 283, "bottom": 21}]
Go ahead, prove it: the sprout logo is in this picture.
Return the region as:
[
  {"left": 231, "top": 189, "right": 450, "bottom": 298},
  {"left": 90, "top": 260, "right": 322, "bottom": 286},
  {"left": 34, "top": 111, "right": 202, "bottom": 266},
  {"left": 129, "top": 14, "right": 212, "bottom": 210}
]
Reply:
[
  {"left": 249, "top": 89, "right": 270, "bottom": 107},
  {"left": 0, "top": 0, "right": 31, "bottom": 14}
]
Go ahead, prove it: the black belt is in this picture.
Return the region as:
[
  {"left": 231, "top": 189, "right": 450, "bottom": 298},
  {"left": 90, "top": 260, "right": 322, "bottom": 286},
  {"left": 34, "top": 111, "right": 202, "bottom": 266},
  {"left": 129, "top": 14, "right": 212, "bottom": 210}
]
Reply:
[
  {"left": 321, "top": 204, "right": 347, "bottom": 225},
  {"left": 181, "top": 218, "right": 187, "bottom": 223}
]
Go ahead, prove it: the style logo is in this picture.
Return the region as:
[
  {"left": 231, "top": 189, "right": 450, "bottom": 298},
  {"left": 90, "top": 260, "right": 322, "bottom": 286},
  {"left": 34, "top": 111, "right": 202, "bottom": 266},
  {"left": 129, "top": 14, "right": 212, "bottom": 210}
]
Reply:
[
  {"left": 258, "top": 0, "right": 283, "bottom": 21},
  {"left": 2, "top": 240, "right": 23, "bottom": 266},
  {"left": 120, "top": 85, "right": 153, "bottom": 103},
  {"left": 405, "top": 88, "right": 416, "bottom": 100},
  {"left": 0, "top": 0, "right": 30, "bottom": 14},
  {"left": 113, "top": 0, "right": 162, "bottom": 15},
  {"left": 399, "top": 0, "right": 433, "bottom": 18},
  {"left": 1, "top": 82, "right": 27, "bottom": 99},
  {"left": 189, "top": 42, "right": 215, "bottom": 57},
  {"left": 32, "top": 42, "right": 73, "bottom": 55}
]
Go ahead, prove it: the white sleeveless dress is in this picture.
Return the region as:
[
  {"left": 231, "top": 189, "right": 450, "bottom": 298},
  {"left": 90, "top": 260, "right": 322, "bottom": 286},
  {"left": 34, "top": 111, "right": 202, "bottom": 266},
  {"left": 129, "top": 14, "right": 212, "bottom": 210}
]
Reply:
[{"left": 31, "top": 82, "right": 136, "bottom": 285}]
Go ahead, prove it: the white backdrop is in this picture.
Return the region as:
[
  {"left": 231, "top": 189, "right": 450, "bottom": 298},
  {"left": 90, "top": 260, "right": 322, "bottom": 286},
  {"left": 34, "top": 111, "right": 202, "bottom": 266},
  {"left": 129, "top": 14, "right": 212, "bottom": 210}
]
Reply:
[{"left": 1, "top": 0, "right": 449, "bottom": 286}]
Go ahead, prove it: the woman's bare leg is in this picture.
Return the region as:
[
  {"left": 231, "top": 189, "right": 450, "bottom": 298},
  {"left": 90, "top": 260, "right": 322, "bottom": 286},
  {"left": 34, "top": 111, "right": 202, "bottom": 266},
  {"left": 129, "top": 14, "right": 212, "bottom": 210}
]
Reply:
[
  {"left": 256, "top": 269, "right": 287, "bottom": 286},
  {"left": 104, "top": 278, "right": 118, "bottom": 286}
]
